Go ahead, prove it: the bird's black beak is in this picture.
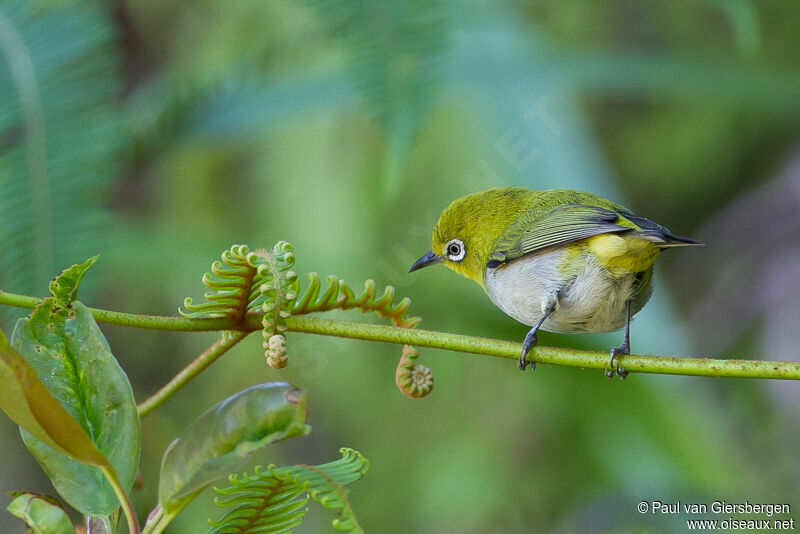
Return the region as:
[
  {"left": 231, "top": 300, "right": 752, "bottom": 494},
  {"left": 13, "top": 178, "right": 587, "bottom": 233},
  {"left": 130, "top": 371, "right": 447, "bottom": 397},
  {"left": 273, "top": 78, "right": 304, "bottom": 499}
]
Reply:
[{"left": 408, "top": 250, "right": 443, "bottom": 273}]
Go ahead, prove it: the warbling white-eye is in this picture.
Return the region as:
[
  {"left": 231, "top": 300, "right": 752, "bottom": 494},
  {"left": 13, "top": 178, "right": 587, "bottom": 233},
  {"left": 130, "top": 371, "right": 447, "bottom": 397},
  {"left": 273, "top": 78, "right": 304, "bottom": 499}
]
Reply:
[{"left": 409, "top": 187, "right": 701, "bottom": 378}]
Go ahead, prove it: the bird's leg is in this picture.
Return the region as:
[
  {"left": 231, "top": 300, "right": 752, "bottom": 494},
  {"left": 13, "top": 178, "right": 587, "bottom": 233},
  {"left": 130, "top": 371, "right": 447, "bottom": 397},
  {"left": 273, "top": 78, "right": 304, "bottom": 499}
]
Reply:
[
  {"left": 605, "top": 301, "right": 631, "bottom": 379},
  {"left": 519, "top": 300, "right": 556, "bottom": 372}
]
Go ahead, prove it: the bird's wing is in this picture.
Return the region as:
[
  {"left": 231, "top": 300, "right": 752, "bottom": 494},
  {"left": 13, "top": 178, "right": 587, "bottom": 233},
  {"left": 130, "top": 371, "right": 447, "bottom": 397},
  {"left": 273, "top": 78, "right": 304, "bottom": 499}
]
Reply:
[
  {"left": 486, "top": 204, "right": 634, "bottom": 267},
  {"left": 615, "top": 209, "right": 701, "bottom": 247}
]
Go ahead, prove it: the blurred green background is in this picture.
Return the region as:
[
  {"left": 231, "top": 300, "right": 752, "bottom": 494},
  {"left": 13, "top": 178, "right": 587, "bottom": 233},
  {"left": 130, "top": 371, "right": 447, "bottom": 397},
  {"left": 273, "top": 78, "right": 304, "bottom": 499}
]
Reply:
[{"left": 2, "top": 0, "right": 800, "bottom": 532}]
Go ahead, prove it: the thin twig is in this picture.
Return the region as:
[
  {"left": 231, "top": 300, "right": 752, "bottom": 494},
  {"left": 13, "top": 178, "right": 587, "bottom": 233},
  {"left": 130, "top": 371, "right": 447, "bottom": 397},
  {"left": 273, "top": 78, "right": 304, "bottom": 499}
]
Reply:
[
  {"left": 137, "top": 331, "right": 249, "bottom": 418},
  {"left": 2, "top": 290, "right": 798, "bottom": 381},
  {"left": 100, "top": 465, "right": 140, "bottom": 534}
]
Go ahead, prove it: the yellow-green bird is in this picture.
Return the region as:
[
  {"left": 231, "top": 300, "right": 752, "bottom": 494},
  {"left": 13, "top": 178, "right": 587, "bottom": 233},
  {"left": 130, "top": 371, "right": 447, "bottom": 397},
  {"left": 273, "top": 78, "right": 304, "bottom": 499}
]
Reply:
[{"left": 409, "top": 187, "right": 701, "bottom": 378}]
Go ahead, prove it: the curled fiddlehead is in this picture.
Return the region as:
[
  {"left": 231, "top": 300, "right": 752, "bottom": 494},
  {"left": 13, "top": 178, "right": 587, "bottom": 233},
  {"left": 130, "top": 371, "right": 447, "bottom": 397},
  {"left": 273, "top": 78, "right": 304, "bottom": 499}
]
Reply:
[
  {"left": 293, "top": 273, "right": 433, "bottom": 398},
  {"left": 263, "top": 330, "right": 288, "bottom": 370},
  {"left": 395, "top": 345, "right": 434, "bottom": 399}
]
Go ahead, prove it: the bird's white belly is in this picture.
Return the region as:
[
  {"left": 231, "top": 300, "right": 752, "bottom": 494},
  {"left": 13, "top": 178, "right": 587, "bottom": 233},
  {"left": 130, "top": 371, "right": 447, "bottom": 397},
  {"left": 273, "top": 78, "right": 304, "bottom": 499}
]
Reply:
[{"left": 484, "top": 249, "right": 638, "bottom": 333}]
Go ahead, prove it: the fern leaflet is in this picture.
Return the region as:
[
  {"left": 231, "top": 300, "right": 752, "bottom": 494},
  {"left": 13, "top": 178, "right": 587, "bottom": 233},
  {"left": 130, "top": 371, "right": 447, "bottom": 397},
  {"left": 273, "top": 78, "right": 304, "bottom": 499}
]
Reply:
[
  {"left": 180, "top": 243, "right": 298, "bottom": 326},
  {"left": 209, "top": 448, "right": 369, "bottom": 534},
  {"left": 292, "top": 273, "right": 420, "bottom": 328}
]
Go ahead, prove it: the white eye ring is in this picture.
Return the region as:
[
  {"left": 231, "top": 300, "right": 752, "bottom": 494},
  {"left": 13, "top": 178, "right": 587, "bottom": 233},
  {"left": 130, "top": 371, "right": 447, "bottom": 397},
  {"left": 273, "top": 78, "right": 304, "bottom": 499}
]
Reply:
[{"left": 444, "top": 239, "right": 465, "bottom": 262}]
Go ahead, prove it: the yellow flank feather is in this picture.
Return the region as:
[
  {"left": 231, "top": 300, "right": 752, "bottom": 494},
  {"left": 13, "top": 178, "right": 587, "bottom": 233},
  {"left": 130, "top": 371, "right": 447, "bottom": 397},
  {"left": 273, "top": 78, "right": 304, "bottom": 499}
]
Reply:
[{"left": 587, "top": 234, "right": 660, "bottom": 275}]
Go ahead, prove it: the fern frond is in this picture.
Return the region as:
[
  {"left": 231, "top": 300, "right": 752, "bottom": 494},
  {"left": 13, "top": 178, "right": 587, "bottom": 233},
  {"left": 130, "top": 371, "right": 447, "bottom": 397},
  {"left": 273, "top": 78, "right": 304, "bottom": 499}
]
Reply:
[
  {"left": 302, "top": 0, "right": 445, "bottom": 126},
  {"left": 256, "top": 242, "right": 298, "bottom": 369},
  {"left": 208, "top": 448, "right": 369, "bottom": 534},
  {"left": 209, "top": 472, "right": 308, "bottom": 534},
  {"left": 180, "top": 243, "right": 298, "bottom": 326},
  {"left": 127, "top": 68, "right": 355, "bottom": 157},
  {"left": 182, "top": 247, "right": 431, "bottom": 392},
  {"left": 257, "top": 242, "right": 300, "bottom": 335},
  {"left": 181, "top": 243, "right": 299, "bottom": 368},
  {"left": 302, "top": 0, "right": 446, "bottom": 197},
  {"left": 0, "top": 0, "right": 124, "bottom": 329},
  {"left": 292, "top": 273, "right": 420, "bottom": 328},
  {"left": 293, "top": 273, "right": 432, "bottom": 397}
]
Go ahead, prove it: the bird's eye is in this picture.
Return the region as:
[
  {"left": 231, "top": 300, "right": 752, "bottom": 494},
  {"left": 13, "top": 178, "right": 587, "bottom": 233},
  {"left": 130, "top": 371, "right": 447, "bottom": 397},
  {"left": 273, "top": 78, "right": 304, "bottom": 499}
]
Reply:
[{"left": 444, "top": 239, "right": 465, "bottom": 262}]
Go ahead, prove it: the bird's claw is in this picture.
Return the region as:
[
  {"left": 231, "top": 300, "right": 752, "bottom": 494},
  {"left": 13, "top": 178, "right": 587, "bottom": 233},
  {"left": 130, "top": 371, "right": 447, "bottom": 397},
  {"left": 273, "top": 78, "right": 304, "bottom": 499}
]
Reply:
[
  {"left": 519, "top": 331, "right": 538, "bottom": 372},
  {"left": 518, "top": 356, "right": 535, "bottom": 372},
  {"left": 606, "top": 345, "right": 630, "bottom": 380}
]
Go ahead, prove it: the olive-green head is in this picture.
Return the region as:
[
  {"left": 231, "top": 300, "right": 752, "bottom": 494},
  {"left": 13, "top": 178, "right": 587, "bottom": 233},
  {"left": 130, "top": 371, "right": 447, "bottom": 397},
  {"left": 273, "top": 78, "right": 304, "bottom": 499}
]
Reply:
[{"left": 409, "top": 187, "right": 538, "bottom": 287}]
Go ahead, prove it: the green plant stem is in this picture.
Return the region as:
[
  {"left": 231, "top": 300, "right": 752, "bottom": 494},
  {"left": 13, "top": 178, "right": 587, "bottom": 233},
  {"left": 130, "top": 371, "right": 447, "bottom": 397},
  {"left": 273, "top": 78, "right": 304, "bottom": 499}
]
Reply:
[
  {"left": 141, "top": 507, "right": 177, "bottom": 534},
  {"left": 137, "top": 331, "right": 248, "bottom": 418},
  {"left": 100, "top": 465, "right": 139, "bottom": 534},
  {"left": 141, "top": 508, "right": 164, "bottom": 534},
  {"left": 0, "top": 291, "right": 231, "bottom": 331},
  {"left": 2, "top": 290, "right": 799, "bottom": 380},
  {"left": 152, "top": 511, "right": 179, "bottom": 534},
  {"left": 87, "top": 515, "right": 113, "bottom": 533},
  {"left": 288, "top": 316, "right": 800, "bottom": 379}
]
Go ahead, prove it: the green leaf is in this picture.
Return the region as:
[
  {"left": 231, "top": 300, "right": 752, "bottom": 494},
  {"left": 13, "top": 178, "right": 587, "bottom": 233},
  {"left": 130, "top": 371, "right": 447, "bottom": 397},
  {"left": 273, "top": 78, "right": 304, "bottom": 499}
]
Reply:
[
  {"left": 6, "top": 491, "right": 75, "bottom": 534},
  {"left": 159, "top": 382, "right": 310, "bottom": 514},
  {"left": 209, "top": 448, "right": 370, "bottom": 534},
  {"left": 0, "top": 329, "right": 107, "bottom": 465},
  {"left": 11, "top": 300, "right": 141, "bottom": 516},
  {"left": 48, "top": 255, "right": 98, "bottom": 308},
  {"left": 0, "top": 0, "right": 126, "bottom": 329}
]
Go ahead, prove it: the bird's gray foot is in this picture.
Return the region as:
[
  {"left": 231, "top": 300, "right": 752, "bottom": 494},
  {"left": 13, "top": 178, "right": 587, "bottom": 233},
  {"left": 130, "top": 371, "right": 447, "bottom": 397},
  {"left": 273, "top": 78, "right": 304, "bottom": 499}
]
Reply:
[
  {"left": 605, "top": 341, "right": 630, "bottom": 379},
  {"left": 519, "top": 301, "right": 556, "bottom": 372},
  {"left": 519, "top": 328, "right": 539, "bottom": 371}
]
